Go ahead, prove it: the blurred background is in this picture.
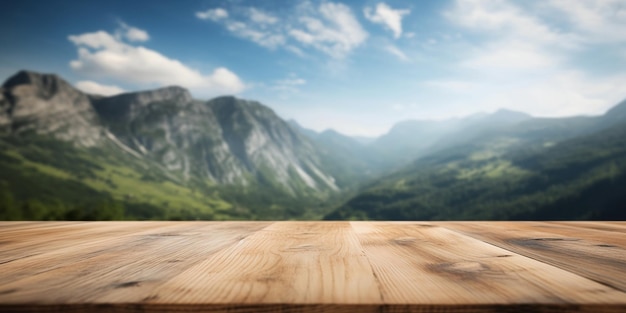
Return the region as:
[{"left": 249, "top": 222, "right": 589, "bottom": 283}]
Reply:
[{"left": 1, "top": 0, "right": 625, "bottom": 220}]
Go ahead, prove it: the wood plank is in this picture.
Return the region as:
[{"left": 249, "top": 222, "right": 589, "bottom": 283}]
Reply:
[
  {"left": 1, "top": 221, "right": 625, "bottom": 313},
  {"left": 553, "top": 221, "right": 626, "bottom": 234},
  {"left": 0, "top": 222, "right": 196, "bottom": 284},
  {"left": 0, "top": 221, "right": 72, "bottom": 231},
  {"left": 525, "top": 222, "right": 626, "bottom": 247},
  {"left": 352, "top": 222, "right": 626, "bottom": 305},
  {"left": 151, "top": 222, "right": 382, "bottom": 305},
  {"left": 0, "top": 222, "right": 173, "bottom": 265},
  {"left": 440, "top": 222, "right": 626, "bottom": 292},
  {"left": 0, "top": 222, "right": 270, "bottom": 303}
]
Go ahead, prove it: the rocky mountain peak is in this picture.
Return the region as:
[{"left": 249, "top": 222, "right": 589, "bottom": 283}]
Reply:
[
  {"left": 0, "top": 70, "right": 103, "bottom": 146},
  {"left": 92, "top": 85, "right": 193, "bottom": 121},
  {"left": 111, "top": 85, "right": 192, "bottom": 105},
  {"left": 133, "top": 86, "right": 192, "bottom": 103},
  {"left": 3, "top": 70, "right": 75, "bottom": 99},
  {"left": 88, "top": 84, "right": 338, "bottom": 193},
  {"left": 3, "top": 70, "right": 58, "bottom": 88}
]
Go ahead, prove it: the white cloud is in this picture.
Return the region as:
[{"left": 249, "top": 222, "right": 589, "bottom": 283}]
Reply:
[
  {"left": 444, "top": 0, "right": 572, "bottom": 71},
  {"left": 485, "top": 71, "right": 626, "bottom": 117},
  {"left": 196, "top": 7, "right": 284, "bottom": 50},
  {"left": 196, "top": 2, "right": 367, "bottom": 59},
  {"left": 117, "top": 22, "right": 149, "bottom": 42},
  {"left": 384, "top": 45, "right": 409, "bottom": 61},
  {"left": 434, "top": 0, "right": 626, "bottom": 120},
  {"left": 196, "top": 8, "right": 229, "bottom": 21},
  {"left": 274, "top": 77, "right": 306, "bottom": 89},
  {"left": 225, "top": 21, "right": 285, "bottom": 49},
  {"left": 364, "top": 2, "right": 410, "bottom": 39},
  {"left": 285, "top": 45, "right": 307, "bottom": 57},
  {"left": 445, "top": 0, "right": 569, "bottom": 45},
  {"left": 289, "top": 29, "right": 315, "bottom": 44},
  {"left": 75, "top": 80, "right": 125, "bottom": 96},
  {"left": 288, "top": 2, "right": 368, "bottom": 58},
  {"left": 69, "top": 31, "right": 124, "bottom": 50},
  {"left": 447, "top": 0, "right": 626, "bottom": 50},
  {"left": 462, "top": 40, "right": 557, "bottom": 70},
  {"left": 248, "top": 8, "right": 278, "bottom": 25},
  {"left": 421, "top": 72, "right": 626, "bottom": 119},
  {"left": 68, "top": 28, "right": 244, "bottom": 97},
  {"left": 546, "top": 0, "right": 626, "bottom": 43}
]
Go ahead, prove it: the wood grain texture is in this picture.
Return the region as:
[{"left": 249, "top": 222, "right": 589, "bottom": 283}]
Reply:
[
  {"left": 152, "top": 222, "right": 382, "bottom": 306},
  {"left": 554, "top": 222, "right": 626, "bottom": 234},
  {"left": 440, "top": 222, "right": 626, "bottom": 293},
  {"left": 352, "top": 222, "right": 625, "bottom": 304},
  {"left": 0, "top": 222, "right": 625, "bottom": 313}
]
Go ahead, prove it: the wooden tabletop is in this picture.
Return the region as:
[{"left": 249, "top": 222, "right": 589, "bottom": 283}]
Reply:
[{"left": 1, "top": 222, "right": 625, "bottom": 312}]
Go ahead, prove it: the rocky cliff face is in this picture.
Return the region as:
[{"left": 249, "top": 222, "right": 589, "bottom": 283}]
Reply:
[
  {"left": 0, "top": 71, "right": 103, "bottom": 146},
  {"left": 209, "top": 96, "right": 337, "bottom": 192},
  {"left": 92, "top": 90, "right": 337, "bottom": 193},
  {"left": 0, "top": 70, "right": 338, "bottom": 195},
  {"left": 92, "top": 87, "right": 235, "bottom": 182}
]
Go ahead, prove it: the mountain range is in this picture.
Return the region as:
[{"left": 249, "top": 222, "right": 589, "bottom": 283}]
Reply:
[
  {"left": 0, "top": 71, "right": 343, "bottom": 220},
  {"left": 0, "top": 70, "right": 624, "bottom": 220},
  {"left": 326, "top": 99, "right": 626, "bottom": 220}
]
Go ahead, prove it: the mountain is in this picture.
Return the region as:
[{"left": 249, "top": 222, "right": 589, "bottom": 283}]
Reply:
[
  {"left": 0, "top": 70, "right": 104, "bottom": 146},
  {"left": 214, "top": 97, "right": 337, "bottom": 191},
  {"left": 286, "top": 122, "right": 385, "bottom": 189},
  {"left": 2, "top": 70, "right": 625, "bottom": 222},
  {"left": 325, "top": 99, "right": 626, "bottom": 221},
  {"left": 602, "top": 98, "right": 626, "bottom": 125},
  {"left": 93, "top": 90, "right": 337, "bottom": 195},
  {"left": 370, "top": 109, "right": 532, "bottom": 169},
  {"left": 313, "top": 129, "right": 385, "bottom": 188},
  {"left": 287, "top": 119, "right": 319, "bottom": 140},
  {"left": 288, "top": 120, "right": 376, "bottom": 146},
  {"left": 0, "top": 70, "right": 340, "bottom": 220},
  {"left": 372, "top": 119, "right": 455, "bottom": 163},
  {"left": 351, "top": 135, "right": 376, "bottom": 145}
]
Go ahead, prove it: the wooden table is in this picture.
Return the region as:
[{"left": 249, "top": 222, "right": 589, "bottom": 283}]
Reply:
[{"left": 1, "top": 222, "right": 625, "bottom": 312}]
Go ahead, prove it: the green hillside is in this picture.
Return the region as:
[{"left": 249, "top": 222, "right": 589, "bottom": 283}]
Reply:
[
  {"left": 0, "top": 135, "right": 328, "bottom": 220},
  {"left": 325, "top": 121, "right": 626, "bottom": 221}
]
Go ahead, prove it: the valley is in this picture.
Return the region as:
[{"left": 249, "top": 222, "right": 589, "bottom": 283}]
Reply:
[{"left": 1, "top": 70, "right": 625, "bottom": 221}]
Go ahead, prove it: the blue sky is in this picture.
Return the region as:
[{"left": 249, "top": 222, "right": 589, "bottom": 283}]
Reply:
[{"left": 1, "top": 0, "right": 626, "bottom": 136}]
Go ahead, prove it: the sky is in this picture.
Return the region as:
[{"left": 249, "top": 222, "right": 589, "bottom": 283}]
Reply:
[{"left": 1, "top": 0, "right": 626, "bottom": 136}]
